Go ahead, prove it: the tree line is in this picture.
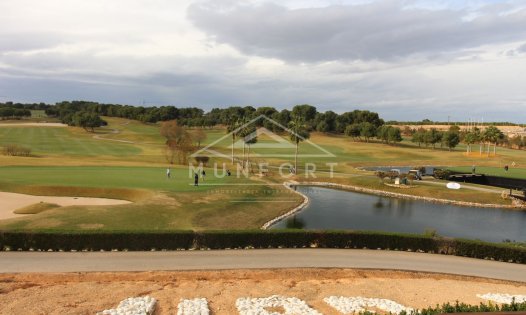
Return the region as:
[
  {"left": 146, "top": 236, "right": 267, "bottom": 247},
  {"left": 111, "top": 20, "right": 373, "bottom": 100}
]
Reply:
[
  {"left": 408, "top": 125, "right": 513, "bottom": 153},
  {"left": 2, "top": 101, "right": 387, "bottom": 134},
  {"left": 0, "top": 107, "right": 31, "bottom": 120}
]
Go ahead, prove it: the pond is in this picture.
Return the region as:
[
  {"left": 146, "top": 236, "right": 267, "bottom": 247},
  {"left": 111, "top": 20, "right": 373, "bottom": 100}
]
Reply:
[{"left": 270, "top": 186, "right": 526, "bottom": 242}]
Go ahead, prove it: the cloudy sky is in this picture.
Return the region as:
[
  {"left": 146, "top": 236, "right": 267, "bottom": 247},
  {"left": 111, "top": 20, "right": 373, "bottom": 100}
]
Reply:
[{"left": 1, "top": 0, "right": 526, "bottom": 121}]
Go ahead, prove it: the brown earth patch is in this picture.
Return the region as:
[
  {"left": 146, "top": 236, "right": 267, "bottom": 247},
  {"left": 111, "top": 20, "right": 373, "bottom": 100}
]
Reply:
[{"left": 0, "top": 269, "right": 524, "bottom": 315}]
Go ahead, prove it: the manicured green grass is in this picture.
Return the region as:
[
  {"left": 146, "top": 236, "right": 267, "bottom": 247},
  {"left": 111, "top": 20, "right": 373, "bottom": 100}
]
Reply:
[
  {"left": 3, "top": 117, "right": 525, "bottom": 172},
  {"left": 0, "top": 166, "right": 250, "bottom": 192},
  {"left": 0, "top": 165, "right": 300, "bottom": 231},
  {"left": 0, "top": 126, "right": 141, "bottom": 156},
  {"left": 448, "top": 166, "right": 526, "bottom": 179}
]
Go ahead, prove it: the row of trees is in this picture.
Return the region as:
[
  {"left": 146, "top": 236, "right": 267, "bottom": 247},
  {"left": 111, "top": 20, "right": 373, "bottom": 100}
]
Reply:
[
  {"left": 38, "top": 101, "right": 384, "bottom": 135},
  {"left": 410, "top": 125, "right": 507, "bottom": 153},
  {"left": 411, "top": 126, "right": 461, "bottom": 151},
  {"left": 462, "top": 126, "right": 504, "bottom": 155},
  {"left": 60, "top": 111, "right": 107, "bottom": 132},
  {"left": 344, "top": 123, "right": 402, "bottom": 144},
  {"left": 0, "top": 107, "right": 31, "bottom": 120}
]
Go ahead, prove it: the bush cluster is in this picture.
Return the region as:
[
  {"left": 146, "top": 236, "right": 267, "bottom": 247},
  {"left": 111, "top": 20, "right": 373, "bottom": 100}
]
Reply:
[
  {"left": 398, "top": 300, "right": 526, "bottom": 315},
  {"left": 1, "top": 230, "right": 525, "bottom": 263},
  {"left": 2, "top": 144, "right": 32, "bottom": 157},
  {"left": 433, "top": 169, "right": 452, "bottom": 180}
]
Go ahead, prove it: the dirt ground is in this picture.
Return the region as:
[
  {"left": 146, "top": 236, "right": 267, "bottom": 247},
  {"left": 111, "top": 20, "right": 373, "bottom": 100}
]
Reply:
[{"left": 0, "top": 269, "right": 524, "bottom": 314}]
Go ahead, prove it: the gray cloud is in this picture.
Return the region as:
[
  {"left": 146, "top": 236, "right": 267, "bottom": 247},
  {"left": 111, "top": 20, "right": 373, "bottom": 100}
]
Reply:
[
  {"left": 188, "top": 0, "right": 526, "bottom": 62},
  {"left": 0, "top": 33, "right": 71, "bottom": 53}
]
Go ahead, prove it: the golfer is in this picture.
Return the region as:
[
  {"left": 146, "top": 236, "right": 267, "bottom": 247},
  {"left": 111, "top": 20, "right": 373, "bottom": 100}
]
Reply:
[
  {"left": 166, "top": 168, "right": 171, "bottom": 179},
  {"left": 201, "top": 169, "right": 206, "bottom": 181},
  {"left": 194, "top": 173, "right": 199, "bottom": 186}
]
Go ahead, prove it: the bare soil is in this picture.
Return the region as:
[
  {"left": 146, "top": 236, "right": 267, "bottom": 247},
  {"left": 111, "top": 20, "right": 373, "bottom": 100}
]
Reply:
[{"left": 0, "top": 269, "right": 524, "bottom": 314}]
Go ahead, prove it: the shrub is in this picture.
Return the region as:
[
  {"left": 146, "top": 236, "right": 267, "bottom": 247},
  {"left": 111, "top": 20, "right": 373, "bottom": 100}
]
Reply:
[
  {"left": 402, "top": 300, "right": 526, "bottom": 315},
  {"left": 433, "top": 169, "right": 451, "bottom": 180},
  {"left": 2, "top": 144, "right": 31, "bottom": 157}
]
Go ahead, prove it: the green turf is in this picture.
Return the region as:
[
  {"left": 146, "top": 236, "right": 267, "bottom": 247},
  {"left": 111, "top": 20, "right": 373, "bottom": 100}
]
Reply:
[
  {"left": 448, "top": 166, "right": 526, "bottom": 179},
  {"left": 0, "top": 126, "right": 141, "bottom": 156},
  {"left": 0, "top": 165, "right": 298, "bottom": 231},
  {"left": 0, "top": 166, "right": 250, "bottom": 192}
]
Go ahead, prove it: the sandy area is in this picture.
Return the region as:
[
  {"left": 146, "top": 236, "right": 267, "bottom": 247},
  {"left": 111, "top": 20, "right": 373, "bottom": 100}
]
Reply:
[
  {"left": 0, "top": 191, "right": 131, "bottom": 220},
  {"left": 0, "top": 122, "right": 67, "bottom": 127},
  {"left": 0, "top": 269, "right": 524, "bottom": 314}
]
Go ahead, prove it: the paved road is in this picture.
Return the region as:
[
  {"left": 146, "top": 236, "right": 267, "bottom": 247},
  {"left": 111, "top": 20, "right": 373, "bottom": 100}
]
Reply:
[{"left": 0, "top": 249, "right": 524, "bottom": 282}]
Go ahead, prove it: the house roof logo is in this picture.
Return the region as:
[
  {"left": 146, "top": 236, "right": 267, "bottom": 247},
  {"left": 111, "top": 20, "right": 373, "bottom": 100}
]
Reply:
[{"left": 191, "top": 115, "right": 335, "bottom": 159}]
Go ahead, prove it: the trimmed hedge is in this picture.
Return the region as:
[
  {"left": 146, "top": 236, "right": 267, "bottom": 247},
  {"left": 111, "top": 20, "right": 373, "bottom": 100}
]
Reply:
[
  {"left": 0, "top": 230, "right": 525, "bottom": 264},
  {"left": 0, "top": 231, "right": 195, "bottom": 251}
]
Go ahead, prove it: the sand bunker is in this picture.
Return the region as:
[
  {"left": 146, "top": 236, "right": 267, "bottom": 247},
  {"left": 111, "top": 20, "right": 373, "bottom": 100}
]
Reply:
[
  {"left": 0, "top": 122, "right": 67, "bottom": 127},
  {"left": 0, "top": 191, "right": 131, "bottom": 220}
]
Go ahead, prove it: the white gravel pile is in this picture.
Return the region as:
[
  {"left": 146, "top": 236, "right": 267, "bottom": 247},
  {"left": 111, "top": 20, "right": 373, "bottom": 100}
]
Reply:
[
  {"left": 177, "top": 298, "right": 210, "bottom": 315},
  {"left": 324, "top": 296, "right": 413, "bottom": 314},
  {"left": 236, "top": 295, "right": 322, "bottom": 315},
  {"left": 97, "top": 296, "right": 156, "bottom": 315},
  {"left": 477, "top": 293, "right": 526, "bottom": 304}
]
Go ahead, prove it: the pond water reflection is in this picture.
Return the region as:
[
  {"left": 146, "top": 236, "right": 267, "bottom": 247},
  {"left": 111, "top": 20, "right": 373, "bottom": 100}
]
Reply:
[{"left": 271, "top": 186, "right": 526, "bottom": 242}]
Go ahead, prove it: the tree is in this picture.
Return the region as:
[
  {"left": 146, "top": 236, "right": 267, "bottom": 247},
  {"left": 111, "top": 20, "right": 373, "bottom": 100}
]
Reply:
[
  {"left": 292, "top": 104, "right": 317, "bottom": 130},
  {"left": 463, "top": 130, "right": 478, "bottom": 154},
  {"left": 483, "top": 125, "right": 504, "bottom": 156},
  {"left": 227, "top": 118, "right": 242, "bottom": 164},
  {"left": 190, "top": 129, "right": 207, "bottom": 149},
  {"left": 72, "top": 111, "right": 105, "bottom": 132},
  {"left": 360, "top": 122, "right": 377, "bottom": 142},
  {"left": 376, "top": 125, "right": 390, "bottom": 143},
  {"left": 424, "top": 128, "right": 442, "bottom": 149},
  {"left": 470, "top": 127, "right": 483, "bottom": 155},
  {"left": 241, "top": 125, "right": 257, "bottom": 171},
  {"left": 344, "top": 124, "right": 361, "bottom": 140},
  {"left": 411, "top": 129, "right": 425, "bottom": 147},
  {"left": 160, "top": 120, "right": 194, "bottom": 164},
  {"left": 235, "top": 117, "right": 250, "bottom": 168},
  {"left": 316, "top": 120, "right": 330, "bottom": 133},
  {"left": 442, "top": 130, "right": 460, "bottom": 151},
  {"left": 289, "top": 116, "right": 310, "bottom": 174},
  {"left": 387, "top": 127, "right": 403, "bottom": 144}
]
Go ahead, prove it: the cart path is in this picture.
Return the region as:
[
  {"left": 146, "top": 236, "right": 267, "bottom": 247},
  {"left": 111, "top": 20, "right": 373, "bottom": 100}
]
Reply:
[{"left": 0, "top": 249, "right": 524, "bottom": 282}]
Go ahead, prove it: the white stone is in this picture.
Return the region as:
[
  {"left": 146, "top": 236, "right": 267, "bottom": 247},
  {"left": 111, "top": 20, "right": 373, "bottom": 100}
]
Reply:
[
  {"left": 97, "top": 296, "right": 156, "bottom": 315},
  {"left": 324, "top": 296, "right": 413, "bottom": 314},
  {"left": 236, "top": 295, "right": 322, "bottom": 315},
  {"left": 477, "top": 293, "right": 526, "bottom": 304},
  {"left": 177, "top": 298, "right": 210, "bottom": 315}
]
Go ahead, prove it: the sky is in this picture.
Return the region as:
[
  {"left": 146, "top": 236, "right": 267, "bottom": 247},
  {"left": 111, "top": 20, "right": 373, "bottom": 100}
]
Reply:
[{"left": 1, "top": 0, "right": 526, "bottom": 122}]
